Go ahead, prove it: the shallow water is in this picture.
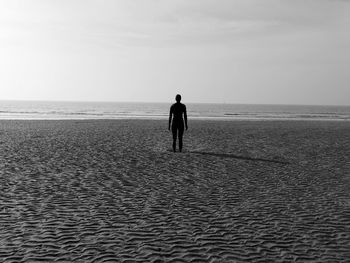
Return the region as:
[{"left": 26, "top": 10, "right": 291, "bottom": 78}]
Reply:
[{"left": 0, "top": 100, "right": 349, "bottom": 121}]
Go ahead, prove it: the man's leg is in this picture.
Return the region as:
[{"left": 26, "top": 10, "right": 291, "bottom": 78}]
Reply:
[
  {"left": 178, "top": 127, "right": 184, "bottom": 152},
  {"left": 172, "top": 126, "right": 177, "bottom": 152}
]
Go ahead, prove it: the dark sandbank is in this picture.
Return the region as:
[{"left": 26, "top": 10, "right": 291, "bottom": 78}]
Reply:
[{"left": 0, "top": 119, "right": 349, "bottom": 262}]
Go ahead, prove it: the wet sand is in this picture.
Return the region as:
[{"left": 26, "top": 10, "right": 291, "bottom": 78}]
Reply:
[{"left": 0, "top": 119, "right": 349, "bottom": 262}]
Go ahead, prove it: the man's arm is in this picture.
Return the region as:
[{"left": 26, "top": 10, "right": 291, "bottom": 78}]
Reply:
[
  {"left": 184, "top": 106, "right": 188, "bottom": 130},
  {"left": 168, "top": 107, "right": 172, "bottom": 130}
]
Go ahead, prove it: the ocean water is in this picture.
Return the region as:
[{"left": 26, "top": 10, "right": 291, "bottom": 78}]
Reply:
[{"left": 0, "top": 100, "right": 349, "bottom": 121}]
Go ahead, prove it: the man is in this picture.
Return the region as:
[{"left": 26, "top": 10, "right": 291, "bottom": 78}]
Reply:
[{"left": 169, "top": 94, "right": 188, "bottom": 152}]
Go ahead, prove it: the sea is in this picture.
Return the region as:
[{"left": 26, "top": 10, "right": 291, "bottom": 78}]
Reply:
[{"left": 0, "top": 100, "right": 349, "bottom": 121}]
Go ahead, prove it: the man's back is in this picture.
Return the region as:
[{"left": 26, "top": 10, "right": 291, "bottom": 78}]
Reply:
[{"left": 170, "top": 102, "right": 186, "bottom": 121}]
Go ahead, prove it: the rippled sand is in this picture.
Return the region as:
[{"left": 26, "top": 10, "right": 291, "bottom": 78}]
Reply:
[{"left": 0, "top": 119, "right": 349, "bottom": 262}]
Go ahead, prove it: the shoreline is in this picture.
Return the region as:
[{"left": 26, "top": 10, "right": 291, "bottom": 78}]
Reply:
[{"left": 0, "top": 116, "right": 349, "bottom": 121}]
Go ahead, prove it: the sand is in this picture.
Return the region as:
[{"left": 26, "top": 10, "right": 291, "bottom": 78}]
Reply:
[{"left": 0, "top": 119, "right": 349, "bottom": 262}]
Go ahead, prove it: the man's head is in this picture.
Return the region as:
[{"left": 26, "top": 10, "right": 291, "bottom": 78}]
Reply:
[{"left": 175, "top": 94, "right": 181, "bottom": 102}]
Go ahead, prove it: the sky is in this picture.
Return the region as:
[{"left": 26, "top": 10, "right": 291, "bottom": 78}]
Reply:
[{"left": 0, "top": 0, "right": 349, "bottom": 105}]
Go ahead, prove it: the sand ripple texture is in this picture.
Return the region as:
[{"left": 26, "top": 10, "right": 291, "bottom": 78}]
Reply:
[{"left": 0, "top": 120, "right": 349, "bottom": 262}]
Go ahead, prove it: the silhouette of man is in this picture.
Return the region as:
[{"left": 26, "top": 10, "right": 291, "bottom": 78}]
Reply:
[{"left": 169, "top": 94, "right": 188, "bottom": 152}]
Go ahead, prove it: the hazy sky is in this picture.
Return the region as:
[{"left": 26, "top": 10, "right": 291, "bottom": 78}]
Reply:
[{"left": 1, "top": 0, "right": 349, "bottom": 105}]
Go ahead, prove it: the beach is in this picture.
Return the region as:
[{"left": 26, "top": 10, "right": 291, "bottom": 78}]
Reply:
[{"left": 0, "top": 119, "right": 349, "bottom": 262}]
